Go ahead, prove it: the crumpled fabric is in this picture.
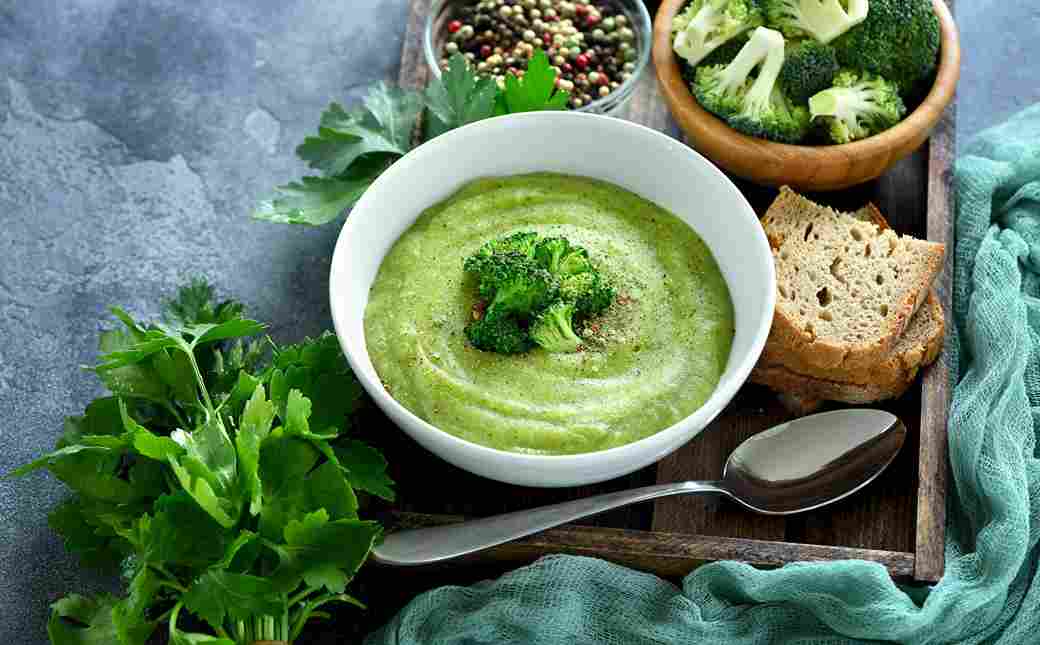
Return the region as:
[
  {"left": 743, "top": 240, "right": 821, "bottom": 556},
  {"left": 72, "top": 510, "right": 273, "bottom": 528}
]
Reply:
[{"left": 367, "top": 105, "right": 1040, "bottom": 645}]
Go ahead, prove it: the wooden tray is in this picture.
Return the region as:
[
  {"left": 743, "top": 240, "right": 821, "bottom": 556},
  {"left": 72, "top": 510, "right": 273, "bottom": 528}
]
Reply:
[{"left": 378, "top": 0, "right": 954, "bottom": 585}]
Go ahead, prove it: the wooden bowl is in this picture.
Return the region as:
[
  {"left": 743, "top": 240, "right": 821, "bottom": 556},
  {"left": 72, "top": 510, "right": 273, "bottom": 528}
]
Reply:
[{"left": 652, "top": 0, "right": 960, "bottom": 191}]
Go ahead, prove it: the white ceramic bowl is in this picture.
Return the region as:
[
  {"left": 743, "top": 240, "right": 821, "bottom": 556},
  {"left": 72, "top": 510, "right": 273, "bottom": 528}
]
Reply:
[{"left": 329, "top": 111, "right": 775, "bottom": 488}]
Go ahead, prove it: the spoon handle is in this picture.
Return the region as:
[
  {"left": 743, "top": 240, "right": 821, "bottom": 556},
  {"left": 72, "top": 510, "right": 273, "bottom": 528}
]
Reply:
[{"left": 371, "top": 481, "right": 729, "bottom": 566}]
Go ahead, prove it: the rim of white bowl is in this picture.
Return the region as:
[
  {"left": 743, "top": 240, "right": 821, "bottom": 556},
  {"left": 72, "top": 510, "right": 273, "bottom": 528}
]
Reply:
[{"left": 329, "top": 111, "right": 775, "bottom": 466}]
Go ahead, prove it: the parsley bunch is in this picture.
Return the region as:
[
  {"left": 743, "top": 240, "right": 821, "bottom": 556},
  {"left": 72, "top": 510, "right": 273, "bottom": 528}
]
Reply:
[
  {"left": 253, "top": 50, "right": 570, "bottom": 226},
  {"left": 12, "top": 279, "right": 393, "bottom": 645}
]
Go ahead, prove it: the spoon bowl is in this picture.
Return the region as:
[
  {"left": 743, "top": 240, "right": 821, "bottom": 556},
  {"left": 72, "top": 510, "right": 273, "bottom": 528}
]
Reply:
[
  {"left": 372, "top": 409, "right": 906, "bottom": 567},
  {"left": 722, "top": 409, "right": 906, "bottom": 514}
]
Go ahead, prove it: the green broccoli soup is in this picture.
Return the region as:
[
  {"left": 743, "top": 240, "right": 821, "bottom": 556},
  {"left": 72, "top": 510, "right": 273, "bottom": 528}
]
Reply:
[{"left": 363, "top": 173, "right": 735, "bottom": 455}]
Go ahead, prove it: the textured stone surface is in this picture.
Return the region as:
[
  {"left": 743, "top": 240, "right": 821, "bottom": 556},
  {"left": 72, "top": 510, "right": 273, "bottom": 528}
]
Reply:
[
  {"left": 0, "top": 0, "right": 1035, "bottom": 642},
  {"left": 0, "top": 0, "right": 408, "bottom": 641}
]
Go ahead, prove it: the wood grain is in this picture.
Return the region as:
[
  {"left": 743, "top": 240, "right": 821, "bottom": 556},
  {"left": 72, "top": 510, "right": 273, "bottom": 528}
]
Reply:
[
  {"left": 651, "top": 0, "right": 961, "bottom": 191},
  {"left": 397, "top": 0, "right": 433, "bottom": 90},
  {"left": 917, "top": 64, "right": 956, "bottom": 582},
  {"left": 652, "top": 389, "right": 787, "bottom": 541}
]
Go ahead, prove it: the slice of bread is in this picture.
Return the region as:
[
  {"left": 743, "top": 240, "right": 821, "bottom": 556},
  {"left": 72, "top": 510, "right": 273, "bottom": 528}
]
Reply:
[
  {"left": 762, "top": 188, "right": 945, "bottom": 371},
  {"left": 758, "top": 289, "right": 945, "bottom": 390},
  {"left": 752, "top": 289, "right": 945, "bottom": 410}
]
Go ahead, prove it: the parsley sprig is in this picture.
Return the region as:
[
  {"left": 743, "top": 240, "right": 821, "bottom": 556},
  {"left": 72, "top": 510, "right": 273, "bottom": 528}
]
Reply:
[
  {"left": 253, "top": 50, "right": 570, "bottom": 226},
  {"left": 11, "top": 279, "right": 393, "bottom": 645}
]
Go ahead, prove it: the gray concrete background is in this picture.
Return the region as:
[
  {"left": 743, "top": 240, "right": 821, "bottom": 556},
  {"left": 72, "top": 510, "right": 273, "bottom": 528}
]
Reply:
[{"left": 0, "top": 0, "right": 1035, "bottom": 642}]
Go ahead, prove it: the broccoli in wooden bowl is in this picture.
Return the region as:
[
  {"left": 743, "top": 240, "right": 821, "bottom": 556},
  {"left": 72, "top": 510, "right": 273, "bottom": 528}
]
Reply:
[{"left": 652, "top": 0, "right": 960, "bottom": 190}]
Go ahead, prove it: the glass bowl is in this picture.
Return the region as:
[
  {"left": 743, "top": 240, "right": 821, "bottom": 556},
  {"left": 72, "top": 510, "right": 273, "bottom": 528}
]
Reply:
[{"left": 423, "top": 0, "right": 652, "bottom": 115}]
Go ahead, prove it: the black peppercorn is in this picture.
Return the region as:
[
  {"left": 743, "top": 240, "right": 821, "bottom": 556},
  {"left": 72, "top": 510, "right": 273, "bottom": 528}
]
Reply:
[{"left": 439, "top": 0, "right": 637, "bottom": 110}]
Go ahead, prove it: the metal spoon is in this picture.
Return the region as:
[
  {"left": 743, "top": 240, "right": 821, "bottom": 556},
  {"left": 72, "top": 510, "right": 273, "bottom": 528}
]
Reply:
[{"left": 372, "top": 409, "right": 905, "bottom": 566}]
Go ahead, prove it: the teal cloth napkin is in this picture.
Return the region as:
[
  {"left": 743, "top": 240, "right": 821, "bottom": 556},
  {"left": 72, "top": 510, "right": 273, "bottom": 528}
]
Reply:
[{"left": 367, "top": 105, "right": 1040, "bottom": 645}]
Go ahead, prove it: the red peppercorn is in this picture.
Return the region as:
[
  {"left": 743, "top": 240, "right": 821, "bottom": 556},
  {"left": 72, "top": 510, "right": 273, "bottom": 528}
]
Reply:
[
  {"left": 575, "top": 54, "right": 589, "bottom": 70},
  {"left": 585, "top": 14, "right": 600, "bottom": 28},
  {"left": 575, "top": 4, "right": 588, "bottom": 16},
  {"left": 547, "top": 14, "right": 559, "bottom": 22},
  {"left": 448, "top": 20, "right": 462, "bottom": 33},
  {"left": 543, "top": 32, "right": 552, "bottom": 43},
  {"left": 597, "top": 73, "right": 610, "bottom": 86},
  {"left": 562, "top": 62, "right": 573, "bottom": 72},
  {"left": 481, "top": 44, "right": 492, "bottom": 58}
]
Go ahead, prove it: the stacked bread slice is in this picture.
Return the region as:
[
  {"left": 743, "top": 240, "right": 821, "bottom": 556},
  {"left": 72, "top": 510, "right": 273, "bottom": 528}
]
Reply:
[{"left": 751, "top": 188, "right": 946, "bottom": 413}]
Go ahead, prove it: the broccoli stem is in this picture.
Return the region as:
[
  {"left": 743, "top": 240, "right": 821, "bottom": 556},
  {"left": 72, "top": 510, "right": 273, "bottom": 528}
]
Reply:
[
  {"left": 674, "top": 2, "right": 724, "bottom": 64},
  {"left": 718, "top": 27, "right": 783, "bottom": 97},
  {"left": 809, "top": 85, "right": 873, "bottom": 127},
  {"left": 801, "top": 0, "right": 868, "bottom": 44},
  {"left": 742, "top": 30, "right": 785, "bottom": 116}
]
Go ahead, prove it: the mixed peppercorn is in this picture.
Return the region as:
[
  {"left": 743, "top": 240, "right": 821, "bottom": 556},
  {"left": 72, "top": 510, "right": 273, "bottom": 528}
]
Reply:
[{"left": 439, "top": 0, "right": 640, "bottom": 109}]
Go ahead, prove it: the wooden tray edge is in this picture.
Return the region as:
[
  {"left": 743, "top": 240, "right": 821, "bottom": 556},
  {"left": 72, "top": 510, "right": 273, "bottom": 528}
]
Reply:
[{"left": 916, "top": 101, "right": 956, "bottom": 584}]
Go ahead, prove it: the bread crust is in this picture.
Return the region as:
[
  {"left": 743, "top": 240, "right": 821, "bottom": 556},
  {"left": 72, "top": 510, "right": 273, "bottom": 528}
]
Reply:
[
  {"left": 758, "top": 291, "right": 945, "bottom": 388},
  {"left": 761, "top": 188, "right": 945, "bottom": 371}
]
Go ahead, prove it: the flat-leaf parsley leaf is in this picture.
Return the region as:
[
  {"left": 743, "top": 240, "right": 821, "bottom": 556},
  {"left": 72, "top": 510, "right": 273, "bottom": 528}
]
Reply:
[
  {"left": 254, "top": 50, "right": 569, "bottom": 227},
  {"left": 10, "top": 279, "right": 395, "bottom": 645}
]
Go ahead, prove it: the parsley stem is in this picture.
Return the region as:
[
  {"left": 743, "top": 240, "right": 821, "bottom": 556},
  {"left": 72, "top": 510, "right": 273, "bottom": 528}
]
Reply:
[
  {"left": 155, "top": 606, "right": 175, "bottom": 623},
  {"left": 150, "top": 563, "right": 179, "bottom": 583},
  {"left": 168, "top": 602, "right": 184, "bottom": 642},
  {"left": 162, "top": 401, "right": 189, "bottom": 429},
  {"left": 288, "top": 586, "right": 317, "bottom": 607},
  {"left": 182, "top": 344, "right": 215, "bottom": 412},
  {"left": 290, "top": 593, "right": 337, "bottom": 640},
  {"left": 158, "top": 580, "right": 188, "bottom": 594}
]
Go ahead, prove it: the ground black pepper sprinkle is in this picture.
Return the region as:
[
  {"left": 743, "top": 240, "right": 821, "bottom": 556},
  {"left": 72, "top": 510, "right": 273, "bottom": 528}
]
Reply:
[{"left": 438, "top": 0, "right": 639, "bottom": 109}]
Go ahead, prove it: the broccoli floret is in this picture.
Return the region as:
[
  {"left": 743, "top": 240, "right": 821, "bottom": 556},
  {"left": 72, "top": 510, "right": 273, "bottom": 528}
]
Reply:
[
  {"left": 465, "top": 311, "right": 533, "bottom": 354},
  {"left": 701, "top": 31, "right": 752, "bottom": 67},
  {"left": 463, "top": 231, "right": 539, "bottom": 274},
  {"left": 533, "top": 236, "right": 569, "bottom": 272},
  {"left": 530, "top": 301, "right": 584, "bottom": 353},
  {"left": 479, "top": 253, "right": 558, "bottom": 318},
  {"left": 695, "top": 27, "right": 809, "bottom": 143},
  {"left": 763, "top": 0, "right": 868, "bottom": 44},
  {"left": 672, "top": 0, "right": 765, "bottom": 68},
  {"left": 808, "top": 69, "right": 906, "bottom": 143},
  {"left": 680, "top": 34, "right": 749, "bottom": 86},
  {"left": 778, "top": 40, "right": 839, "bottom": 104},
  {"left": 560, "top": 272, "right": 616, "bottom": 316},
  {"left": 462, "top": 232, "right": 616, "bottom": 355},
  {"left": 831, "top": 0, "right": 940, "bottom": 95},
  {"left": 533, "top": 236, "right": 595, "bottom": 276}
]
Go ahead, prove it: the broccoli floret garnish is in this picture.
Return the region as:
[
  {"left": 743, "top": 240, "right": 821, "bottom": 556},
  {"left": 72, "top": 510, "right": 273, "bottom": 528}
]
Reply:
[
  {"left": 831, "top": 0, "right": 940, "bottom": 95},
  {"left": 762, "top": 0, "right": 868, "bottom": 44},
  {"left": 560, "top": 272, "right": 616, "bottom": 317},
  {"left": 463, "top": 231, "right": 539, "bottom": 274},
  {"left": 465, "top": 311, "right": 533, "bottom": 354},
  {"left": 808, "top": 69, "right": 906, "bottom": 143},
  {"left": 778, "top": 40, "right": 839, "bottom": 104},
  {"left": 534, "top": 237, "right": 595, "bottom": 277},
  {"left": 462, "top": 232, "right": 616, "bottom": 355},
  {"left": 672, "top": 0, "right": 765, "bottom": 68},
  {"left": 694, "top": 27, "right": 809, "bottom": 144},
  {"left": 530, "top": 301, "right": 584, "bottom": 353},
  {"left": 477, "top": 252, "right": 559, "bottom": 317}
]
